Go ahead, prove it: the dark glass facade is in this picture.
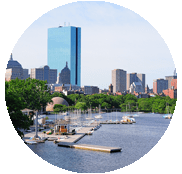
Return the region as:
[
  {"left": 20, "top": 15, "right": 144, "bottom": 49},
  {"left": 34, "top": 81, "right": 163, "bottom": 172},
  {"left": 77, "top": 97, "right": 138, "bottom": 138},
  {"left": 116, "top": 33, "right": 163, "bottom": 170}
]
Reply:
[{"left": 48, "top": 26, "right": 81, "bottom": 86}]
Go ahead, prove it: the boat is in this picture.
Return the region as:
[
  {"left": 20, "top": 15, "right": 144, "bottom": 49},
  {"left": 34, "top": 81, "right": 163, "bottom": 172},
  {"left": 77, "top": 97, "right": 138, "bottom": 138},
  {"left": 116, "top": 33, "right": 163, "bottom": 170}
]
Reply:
[
  {"left": 26, "top": 141, "right": 38, "bottom": 145},
  {"left": 128, "top": 117, "right": 136, "bottom": 123},
  {"left": 63, "top": 112, "right": 69, "bottom": 116},
  {"left": 132, "top": 113, "right": 139, "bottom": 117},
  {"left": 163, "top": 114, "right": 172, "bottom": 119},
  {"left": 54, "top": 137, "right": 67, "bottom": 143},
  {"left": 95, "top": 105, "right": 103, "bottom": 119},
  {"left": 95, "top": 115, "right": 102, "bottom": 119},
  {"left": 120, "top": 116, "right": 136, "bottom": 123},
  {"left": 163, "top": 103, "right": 172, "bottom": 119},
  {"left": 86, "top": 131, "right": 93, "bottom": 135}
]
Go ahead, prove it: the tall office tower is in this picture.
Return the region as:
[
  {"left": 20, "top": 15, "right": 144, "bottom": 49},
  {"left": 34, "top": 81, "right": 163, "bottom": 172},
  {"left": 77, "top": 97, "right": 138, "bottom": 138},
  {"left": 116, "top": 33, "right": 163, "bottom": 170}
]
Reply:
[
  {"left": 127, "top": 73, "right": 137, "bottom": 90},
  {"left": 48, "top": 25, "right": 81, "bottom": 86},
  {"left": 127, "top": 73, "right": 145, "bottom": 92},
  {"left": 112, "top": 69, "right": 126, "bottom": 93},
  {"left": 153, "top": 78, "right": 168, "bottom": 94},
  {"left": 137, "top": 73, "right": 145, "bottom": 91}
]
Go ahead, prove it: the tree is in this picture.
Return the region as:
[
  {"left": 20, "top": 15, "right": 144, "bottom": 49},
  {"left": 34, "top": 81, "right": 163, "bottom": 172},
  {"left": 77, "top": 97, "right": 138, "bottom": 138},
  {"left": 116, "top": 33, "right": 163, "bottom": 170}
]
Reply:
[
  {"left": 7, "top": 78, "right": 52, "bottom": 111},
  {"left": 5, "top": 81, "right": 30, "bottom": 137},
  {"left": 75, "top": 102, "right": 87, "bottom": 111},
  {"left": 101, "top": 102, "right": 111, "bottom": 109},
  {"left": 53, "top": 104, "right": 68, "bottom": 113}
]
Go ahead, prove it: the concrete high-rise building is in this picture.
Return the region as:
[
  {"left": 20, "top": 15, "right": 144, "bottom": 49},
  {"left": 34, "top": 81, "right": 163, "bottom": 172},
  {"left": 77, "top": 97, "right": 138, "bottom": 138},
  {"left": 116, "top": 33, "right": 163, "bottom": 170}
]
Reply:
[
  {"left": 127, "top": 73, "right": 137, "bottom": 91},
  {"left": 153, "top": 78, "right": 168, "bottom": 94},
  {"left": 137, "top": 73, "right": 145, "bottom": 91},
  {"left": 47, "top": 25, "right": 81, "bottom": 86},
  {"left": 127, "top": 73, "right": 145, "bottom": 92},
  {"left": 112, "top": 69, "right": 126, "bottom": 93},
  {"left": 30, "top": 65, "right": 57, "bottom": 84}
]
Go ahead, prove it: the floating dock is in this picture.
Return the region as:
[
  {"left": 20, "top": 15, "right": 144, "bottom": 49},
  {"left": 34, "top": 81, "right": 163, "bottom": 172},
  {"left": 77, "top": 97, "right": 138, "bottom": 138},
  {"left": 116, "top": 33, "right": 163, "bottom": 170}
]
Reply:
[
  {"left": 58, "top": 142, "right": 122, "bottom": 153},
  {"left": 101, "top": 121, "right": 133, "bottom": 124}
]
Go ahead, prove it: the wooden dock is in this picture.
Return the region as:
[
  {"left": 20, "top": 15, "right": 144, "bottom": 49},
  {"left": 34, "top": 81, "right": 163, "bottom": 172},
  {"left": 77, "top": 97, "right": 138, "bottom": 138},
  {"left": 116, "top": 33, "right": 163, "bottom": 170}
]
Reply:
[
  {"left": 58, "top": 142, "right": 122, "bottom": 153},
  {"left": 101, "top": 121, "right": 133, "bottom": 124}
]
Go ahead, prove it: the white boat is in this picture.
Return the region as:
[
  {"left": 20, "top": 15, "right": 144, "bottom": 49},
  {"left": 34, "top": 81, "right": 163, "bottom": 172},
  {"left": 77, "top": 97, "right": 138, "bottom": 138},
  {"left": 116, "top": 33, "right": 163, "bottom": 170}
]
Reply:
[
  {"left": 163, "top": 114, "right": 172, "bottom": 119},
  {"left": 95, "top": 115, "right": 102, "bottom": 119},
  {"left": 26, "top": 141, "right": 37, "bottom": 145},
  {"left": 54, "top": 137, "right": 67, "bottom": 143},
  {"left": 95, "top": 105, "right": 102, "bottom": 119},
  {"left": 163, "top": 103, "right": 172, "bottom": 119},
  {"left": 132, "top": 113, "right": 139, "bottom": 117},
  {"left": 86, "top": 131, "right": 94, "bottom": 135},
  {"left": 62, "top": 112, "right": 69, "bottom": 116}
]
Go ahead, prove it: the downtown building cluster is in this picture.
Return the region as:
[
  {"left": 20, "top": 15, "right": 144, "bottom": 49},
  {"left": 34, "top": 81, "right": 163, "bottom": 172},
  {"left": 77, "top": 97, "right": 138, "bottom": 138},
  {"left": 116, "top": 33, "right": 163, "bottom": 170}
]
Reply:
[
  {"left": 5, "top": 24, "right": 177, "bottom": 99},
  {"left": 111, "top": 68, "right": 177, "bottom": 99},
  {"left": 5, "top": 24, "right": 97, "bottom": 96}
]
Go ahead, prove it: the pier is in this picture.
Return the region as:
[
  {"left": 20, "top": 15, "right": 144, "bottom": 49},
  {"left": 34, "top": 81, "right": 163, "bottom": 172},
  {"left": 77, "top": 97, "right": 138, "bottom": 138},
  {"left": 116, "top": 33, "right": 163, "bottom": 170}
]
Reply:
[
  {"left": 58, "top": 142, "right": 122, "bottom": 153},
  {"left": 101, "top": 121, "right": 133, "bottom": 124},
  {"left": 24, "top": 121, "right": 122, "bottom": 153}
]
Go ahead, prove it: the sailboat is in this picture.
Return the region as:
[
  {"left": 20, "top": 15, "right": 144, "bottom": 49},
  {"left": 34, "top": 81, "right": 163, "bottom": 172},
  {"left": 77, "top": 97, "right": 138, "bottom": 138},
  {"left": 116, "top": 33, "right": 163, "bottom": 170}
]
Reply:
[
  {"left": 163, "top": 103, "right": 172, "bottom": 119},
  {"left": 121, "top": 104, "right": 135, "bottom": 123},
  {"left": 86, "top": 107, "right": 93, "bottom": 120},
  {"left": 95, "top": 105, "right": 103, "bottom": 119}
]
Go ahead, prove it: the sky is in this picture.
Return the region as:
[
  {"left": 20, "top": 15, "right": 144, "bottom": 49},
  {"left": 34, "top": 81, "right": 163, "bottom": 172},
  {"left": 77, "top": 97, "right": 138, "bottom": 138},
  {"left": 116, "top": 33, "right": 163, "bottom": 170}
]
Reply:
[{"left": 11, "top": 1, "right": 175, "bottom": 89}]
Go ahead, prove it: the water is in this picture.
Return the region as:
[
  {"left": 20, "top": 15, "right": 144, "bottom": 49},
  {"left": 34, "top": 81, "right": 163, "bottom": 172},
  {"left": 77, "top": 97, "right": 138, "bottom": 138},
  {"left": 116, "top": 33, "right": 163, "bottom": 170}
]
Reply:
[{"left": 27, "top": 112, "right": 171, "bottom": 173}]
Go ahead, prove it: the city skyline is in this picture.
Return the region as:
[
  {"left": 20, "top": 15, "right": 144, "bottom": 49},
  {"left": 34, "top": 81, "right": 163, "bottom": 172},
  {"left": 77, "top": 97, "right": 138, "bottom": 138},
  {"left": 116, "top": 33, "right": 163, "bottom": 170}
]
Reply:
[{"left": 10, "top": 1, "right": 175, "bottom": 89}]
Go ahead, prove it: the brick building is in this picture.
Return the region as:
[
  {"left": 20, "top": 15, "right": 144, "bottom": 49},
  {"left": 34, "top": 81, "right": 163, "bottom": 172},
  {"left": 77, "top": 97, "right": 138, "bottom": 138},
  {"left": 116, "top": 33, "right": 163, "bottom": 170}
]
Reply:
[
  {"left": 165, "top": 75, "right": 177, "bottom": 89},
  {"left": 163, "top": 79, "right": 177, "bottom": 99}
]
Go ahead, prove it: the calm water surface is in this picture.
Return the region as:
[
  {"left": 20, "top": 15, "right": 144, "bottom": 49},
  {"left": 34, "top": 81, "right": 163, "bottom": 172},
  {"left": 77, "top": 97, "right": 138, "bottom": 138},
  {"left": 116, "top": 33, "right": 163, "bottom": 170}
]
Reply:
[{"left": 27, "top": 113, "right": 171, "bottom": 173}]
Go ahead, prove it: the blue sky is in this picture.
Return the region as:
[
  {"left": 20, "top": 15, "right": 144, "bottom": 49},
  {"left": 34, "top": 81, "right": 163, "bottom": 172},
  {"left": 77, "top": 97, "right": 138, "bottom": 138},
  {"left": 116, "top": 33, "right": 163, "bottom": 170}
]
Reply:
[{"left": 12, "top": 1, "right": 175, "bottom": 89}]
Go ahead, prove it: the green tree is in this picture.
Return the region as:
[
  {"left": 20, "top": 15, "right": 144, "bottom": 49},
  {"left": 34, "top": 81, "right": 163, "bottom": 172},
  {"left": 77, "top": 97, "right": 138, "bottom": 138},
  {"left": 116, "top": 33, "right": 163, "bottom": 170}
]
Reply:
[
  {"left": 75, "top": 102, "right": 87, "bottom": 111},
  {"left": 7, "top": 78, "right": 52, "bottom": 111},
  {"left": 5, "top": 81, "right": 30, "bottom": 137},
  {"left": 101, "top": 102, "right": 111, "bottom": 109},
  {"left": 53, "top": 104, "right": 68, "bottom": 113}
]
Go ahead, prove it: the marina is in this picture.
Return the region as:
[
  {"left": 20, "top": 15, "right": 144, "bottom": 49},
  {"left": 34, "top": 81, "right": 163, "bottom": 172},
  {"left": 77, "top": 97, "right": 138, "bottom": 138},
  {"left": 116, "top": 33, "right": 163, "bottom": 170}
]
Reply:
[{"left": 26, "top": 112, "right": 171, "bottom": 173}]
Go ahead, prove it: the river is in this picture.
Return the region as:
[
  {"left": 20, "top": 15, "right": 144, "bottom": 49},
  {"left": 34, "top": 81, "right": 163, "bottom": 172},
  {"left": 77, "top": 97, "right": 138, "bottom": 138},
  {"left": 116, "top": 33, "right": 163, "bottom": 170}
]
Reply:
[{"left": 27, "top": 112, "right": 171, "bottom": 173}]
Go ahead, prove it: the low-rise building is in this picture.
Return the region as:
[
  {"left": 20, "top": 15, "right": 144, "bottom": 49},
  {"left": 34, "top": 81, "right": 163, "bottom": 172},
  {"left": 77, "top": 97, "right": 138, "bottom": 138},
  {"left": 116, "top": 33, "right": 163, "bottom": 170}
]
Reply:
[
  {"left": 99, "top": 89, "right": 109, "bottom": 94},
  {"left": 129, "top": 82, "right": 144, "bottom": 94},
  {"left": 30, "top": 65, "right": 57, "bottom": 84}
]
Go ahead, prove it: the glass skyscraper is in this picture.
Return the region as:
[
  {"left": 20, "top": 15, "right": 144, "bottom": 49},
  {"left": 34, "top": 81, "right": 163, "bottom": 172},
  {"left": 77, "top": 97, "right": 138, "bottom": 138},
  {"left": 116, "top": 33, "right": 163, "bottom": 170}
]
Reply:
[{"left": 48, "top": 26, "right": 81, "bottom": 86}]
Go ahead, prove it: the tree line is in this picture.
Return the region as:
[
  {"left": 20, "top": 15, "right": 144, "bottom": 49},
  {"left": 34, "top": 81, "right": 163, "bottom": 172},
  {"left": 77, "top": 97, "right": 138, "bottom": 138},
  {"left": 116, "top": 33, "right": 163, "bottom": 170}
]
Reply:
[
  {"left": 5, "top": 78, "right": 177, "bottom": 136},
  {"left": 52, "top": 91, "right": 177, "bottom": 114}
]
